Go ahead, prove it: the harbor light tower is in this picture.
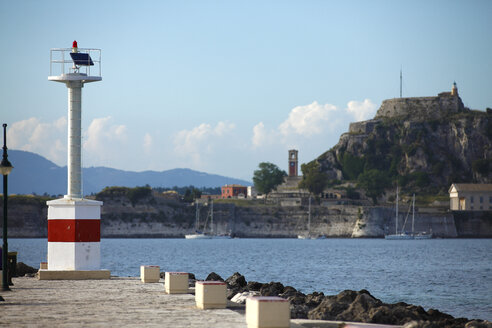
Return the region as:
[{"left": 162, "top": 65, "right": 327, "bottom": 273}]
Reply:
[{"left": 41, "top": 41, "right": 109, "bottom": 279}]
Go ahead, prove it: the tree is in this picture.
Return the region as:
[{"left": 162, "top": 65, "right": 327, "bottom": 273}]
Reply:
[
  {"left": 357, "top": 169, "right": 390, "bottom": 204},
  {"left": 253, "top": 162, "right": 287, "bottom": 197},
  {"left": 341, "top": 152, "right": 365, "bottom": 180},
  {"left": 183, "top": 187, "right": 202, "bottom": 203},
  {"left": 299, "top": 161, "right": 329, "bottom": 196}
]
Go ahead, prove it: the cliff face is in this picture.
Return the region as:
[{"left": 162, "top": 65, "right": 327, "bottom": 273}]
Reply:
[
  {"left": 0, "top": 196, "right": 48, "bottom": 237},
  {"left": 317, "top": 92, "right": 492, "bottom": 192}
]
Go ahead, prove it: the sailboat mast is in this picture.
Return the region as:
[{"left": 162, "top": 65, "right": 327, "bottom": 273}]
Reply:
[
  {"left": 308, "top": 196, "right": 311, "bottom": 234},
  {"left": 211, "top": 200, "right": 214, "bottom": 235},
  {"left": 396, "top": 186, "right": 399, "bottom": 234},
  {"left": 400, "top": 68, "right": 402, "bottom": 98},
  {"left": 412, "top": 194, "right": 415, "bottom": 234},
  {"left": 195, "top": 202, "right": 199, "bottom": 231}
]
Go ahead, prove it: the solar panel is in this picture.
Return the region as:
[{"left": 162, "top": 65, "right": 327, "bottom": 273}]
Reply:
[{"left": 70, "top": 52, "right": 94, "bottom": 66}]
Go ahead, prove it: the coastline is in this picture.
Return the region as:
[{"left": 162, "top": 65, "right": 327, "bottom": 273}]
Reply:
[{"left": 3, "top": 195, "right": 492, "bottom": 239}]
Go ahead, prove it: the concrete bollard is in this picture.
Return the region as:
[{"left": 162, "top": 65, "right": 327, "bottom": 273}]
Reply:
[
  {"left": 195, "top": 281, "right": 227, "bottom": 309},
  {"left": 140, "top": 265, "right": 160, "bottom": 283},
  {"left": 246, "top": 296, "right": 290, "bottom": 328},
  {"left": 165, "top": 272, "right": 189, "bottom": 294},
  {"left": 40, "top": 262, "right": 48, "bottom": 270}
]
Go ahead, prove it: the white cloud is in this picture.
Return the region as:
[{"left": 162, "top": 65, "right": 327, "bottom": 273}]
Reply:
[
  {"left": 83, "top": 116, "right": 127, "bottom": 155},
  {"left": 214, "top": 121, "right": 235, "bottom": 136},
  {"left": 345, "top": 99, "right": 377, "bottom": 122},
  {"left": 250, "top": 99, "right": 376, "bottom": 158},
  {"left": 8, "top": 117, "right": 67, "bottom": 165},
  {"left": 173, "top": 121, "right": 235, "bottom": 167},
  {"left": 251, "top": 101, "right": 342, "bottom": 150},
  {"left": 278, "top": 101, "right": 337, "bottom": 137},
  {"left": 143, "top": 133, "right": 153, "bottom": 154},
  {"left": 79, "top": 116, "right": 131, "bottom": 168},
  {"left": 252, "top": 122, "right": 268, "bottom": 148}
]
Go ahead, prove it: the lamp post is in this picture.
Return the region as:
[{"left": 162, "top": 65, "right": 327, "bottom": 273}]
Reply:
[{"left": 1, "top": 123, "right": 13, "bottom": 291}]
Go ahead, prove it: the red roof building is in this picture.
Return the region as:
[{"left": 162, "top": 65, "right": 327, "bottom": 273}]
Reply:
[{"left": 221, "top": 184, "right": 248, "bottom": 199}]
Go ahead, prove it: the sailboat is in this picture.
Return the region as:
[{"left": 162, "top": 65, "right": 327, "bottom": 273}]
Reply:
[
  {"left": 185, "top": 202, "right": 212, "bottom": 239},
  {"left": 298, "top": 197, "right": 324, "bottom": 239},
  {"left": 185, "top": 201, "right": 231, "bottom": 239},
  {"left": 385, "top": 191, "right": 433, "bottom": 240},
  {"left": 385, "top": 187, "right": 412, "bottom": 240},
  {"left": 209, "top": 200, "right": 231, "bottom": 239}
]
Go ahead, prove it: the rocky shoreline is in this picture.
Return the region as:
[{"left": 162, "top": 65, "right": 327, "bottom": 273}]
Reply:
[{"left": 196, "top": 271, "right": 490, "bottom": 328}]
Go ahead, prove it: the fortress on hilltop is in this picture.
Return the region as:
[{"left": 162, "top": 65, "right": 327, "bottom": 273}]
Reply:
[
  {"left": 349, "top": 82, "right": 467, "bottom": 134},
  {"left": 374, "top": 82, "right": 466, "bottom": 120}
]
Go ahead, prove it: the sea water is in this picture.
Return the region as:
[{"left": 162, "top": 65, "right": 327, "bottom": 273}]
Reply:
[{"left": 10, "top": 238, "right": 492, "bottom": 321}]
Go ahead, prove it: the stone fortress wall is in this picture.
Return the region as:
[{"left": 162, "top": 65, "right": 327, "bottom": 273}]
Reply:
[
  {"left": 374, "top": 92, "right": 466, "bottom": 121},
  {"left": 348, "top": 84, "right": 466, "bottom": 135}
]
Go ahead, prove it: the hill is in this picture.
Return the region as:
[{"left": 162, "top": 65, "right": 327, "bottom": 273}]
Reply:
[
  {"left": 6, "top": 150, "right": 251, "bottom": 195},
  {"left": 311, "top": 86, "right": 492, "bottom": 202}
]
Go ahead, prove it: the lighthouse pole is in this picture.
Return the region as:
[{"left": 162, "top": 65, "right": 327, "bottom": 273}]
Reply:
[{"left": 67, "top": 80, "right": 83, "bottom": 199}]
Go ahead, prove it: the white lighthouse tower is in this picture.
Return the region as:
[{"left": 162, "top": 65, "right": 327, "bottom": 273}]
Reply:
[{"left": 40, "top": 41, "right": 109, "bottom": 279}]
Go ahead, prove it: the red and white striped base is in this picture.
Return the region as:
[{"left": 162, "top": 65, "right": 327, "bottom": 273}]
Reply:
[{"left": 46, "top": 198, "right": 103, "bottom": 270}]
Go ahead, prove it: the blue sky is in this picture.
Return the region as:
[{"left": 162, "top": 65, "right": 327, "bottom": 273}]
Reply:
[{"left": 1, "top": 0, "right": 491, "bottom": 181}]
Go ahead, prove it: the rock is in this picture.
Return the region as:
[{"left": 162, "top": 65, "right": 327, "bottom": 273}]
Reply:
[
  {"left": 304, "top": 292, "right": 325, "bottom": 308},
  {"left": 336, "top": 292, "right": 382, "bottom": 322},
  {"left": 230, "top": 291, "right": 259, "bottom": 304},
  {"left": 16, "top": 262, "right": 37, "bottom": 277},
  {"left": 386, "top": 304, "right": 427, "bottom": 325},
  {"left": 402, "top": 321, "right": 440, "bottom": 328},
  {"left": 279, "top": 286, "right": 307, "bottom": 319},
  {"left": 188, "top": 273, "right": 197, "bottom": 287},
  {"left": 308, "top": 290, "right": 358, "bottom": 321},
  {"left": 403, "top": 319, "right": 471, "bottom": 328},
  {"left": 308, "top": 297, "right": 349, "bottom": 320},
  {"left": 205, "top": 272, "right": 224, "bottom": 281},
  {"left": 246, "top": 281, "right": 264, "bottom": 291},
  {"left": 225, "top": 272, "right": 248, "bottom": 299},
  {"left": 368, "top": 305, "right": 397, "bottom": 325},
  {"left": 280, "top": 286, "right": 305, "bottom": 304},
  {"left": 226, "top": 288, "right": 238, "bottom": 300},
  {"left": 465, "top": 320, "right": 492, "bottom": 328},
  {"left": 225, "top": 272, "right": 247, "bottom": 288},
  {"left": 335, "top": 289, "right": 358, "bottom": 303},
  {"left": 426, "top": 308, "right": 455, "bottom": 321},
  {"left": 290, "top": 303, "right": 310, "bottom": 319},
  {"left": 259, "top": 282, "right": 284, "bottom": 296},
  {"left": 0, "top": 296, "right": 4, "bottom": 301}
]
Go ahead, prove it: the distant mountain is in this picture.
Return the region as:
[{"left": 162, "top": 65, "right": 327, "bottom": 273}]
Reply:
[{"left": 6, "top": 150, "right": 251, "bottom": 196}]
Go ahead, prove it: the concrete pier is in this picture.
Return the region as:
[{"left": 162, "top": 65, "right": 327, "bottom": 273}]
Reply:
[
  {"left": 1, "top": 277, "right": 402, "bottom": 328},
  {"left": 2, "top": 277, "right": 246, "bottom": 327}
]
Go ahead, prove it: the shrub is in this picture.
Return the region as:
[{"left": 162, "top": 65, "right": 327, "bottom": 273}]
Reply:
[
  {"left": 341, "top": 153, "right": 365, "bottom": 180},
  {"left": 357, "top": 169, "right": 391, "bottom": 204},
  {"left": 127, "top": 186, "right": 152, "bottom": 206}
]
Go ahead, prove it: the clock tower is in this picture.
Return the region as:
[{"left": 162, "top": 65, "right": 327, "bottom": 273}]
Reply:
[{"left": 288, "top": 149, "right": 298, "bottom": 177}]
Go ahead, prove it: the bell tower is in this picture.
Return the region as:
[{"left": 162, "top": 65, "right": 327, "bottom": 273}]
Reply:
[{"left": 288, "top": 149, "right": 298, "bottom": 177}]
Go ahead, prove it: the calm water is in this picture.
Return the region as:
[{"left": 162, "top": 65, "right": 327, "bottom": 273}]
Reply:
[{"left": 9, "top": 238, "right": 492, "bottom": 321}]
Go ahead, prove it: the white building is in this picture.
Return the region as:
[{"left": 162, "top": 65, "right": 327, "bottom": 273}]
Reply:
[
  {"left": 449, "top": 183, "right": 492, "bottom": 211},
  {"left": 247, "top": 186, "right": 257, "bottom": 198}
]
